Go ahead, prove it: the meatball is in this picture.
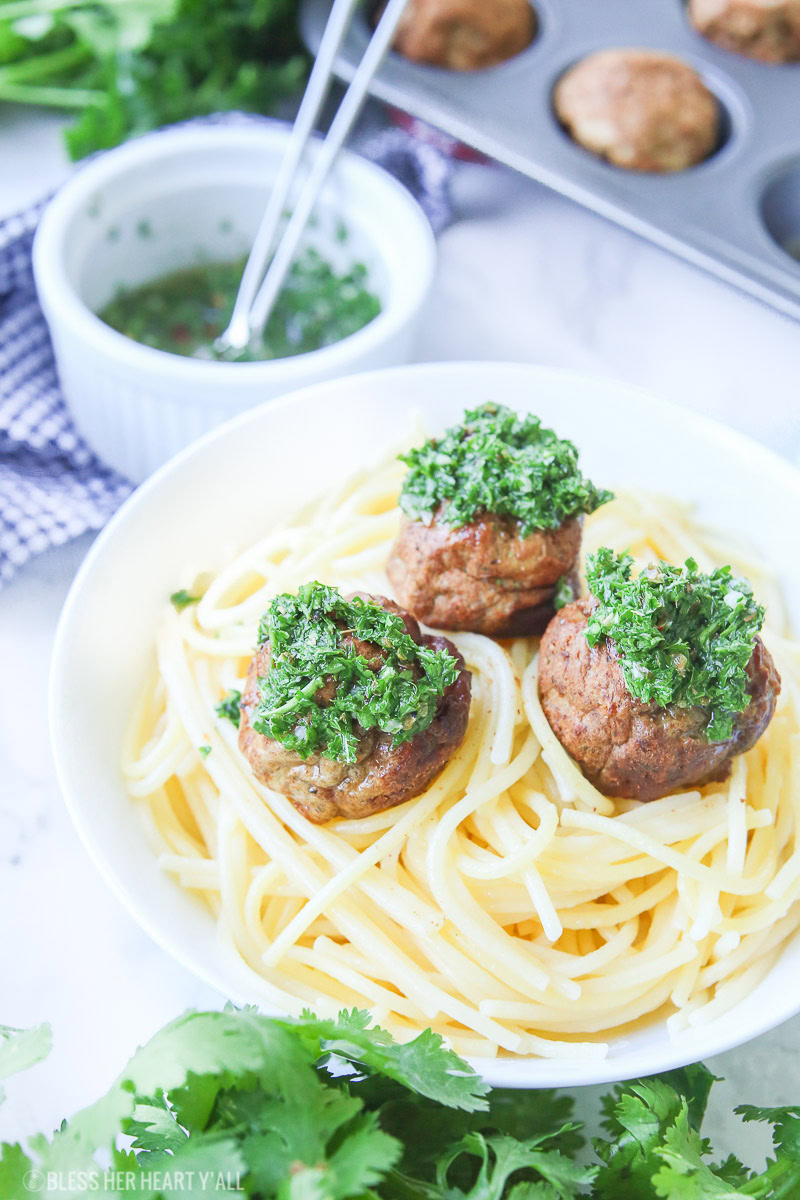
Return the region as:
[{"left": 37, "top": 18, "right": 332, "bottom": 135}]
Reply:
[
  {"left": 387, "top": 508, "right": 582, "bottom": 637},
  {"left": 689, "top": 0, "right": 800, "bottom": 62},
  {"left": 385, "top": 0, "right": 536, "bottom": 70},
  {"left": 238, "top": 594, "right": 471, "bottom": 823},
  {"left": 554, "top": 49, "right": 720, "bottom": 172},
  {"left": 538, "top": 597, "right": 780, "bottom": 802}
]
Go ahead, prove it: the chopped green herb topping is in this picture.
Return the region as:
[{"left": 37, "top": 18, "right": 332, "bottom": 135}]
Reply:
[
  {"left": 170, "top": 588, "right": 200, "bottom": 611},
  {"left": 585, "top": 549, "right": 765, "bottom": 742},
  {"left": 216, "top": 690, "right": 242, "bottom": 729},
  {"left": 553, "top": 575, "right": 576, "bottom": 612},
  {"left": 399, "top": 402, "right": 612, "bottom": 535},
  {"left": 198, "top": 744, "right": 211, "bottom": 759},
  {"left": 99, "top": 249, "right": 381, "bottom": 363},
  {"left": 252, "top": 582, "right": 460, "bottom": 763}
]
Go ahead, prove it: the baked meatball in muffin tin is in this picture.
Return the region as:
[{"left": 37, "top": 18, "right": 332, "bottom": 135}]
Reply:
[
  {"left": 554, "top": 49, "right": 720, "bottom": 173},
  {"left": 303, "top": 0, "right": 800, "bottom": 317}
]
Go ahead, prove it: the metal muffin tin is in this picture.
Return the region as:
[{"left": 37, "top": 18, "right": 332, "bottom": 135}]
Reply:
[{"left": 300, "top": 0, "right": 800, "bottom": 320}]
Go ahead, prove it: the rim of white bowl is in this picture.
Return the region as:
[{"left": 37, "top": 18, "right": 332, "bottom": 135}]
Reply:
[
  {"left": 32, "top": 123, "right": 437, "bottom": 384},
  {"left": 49, "top": 362, "right": 800, "bottom": 1087}
]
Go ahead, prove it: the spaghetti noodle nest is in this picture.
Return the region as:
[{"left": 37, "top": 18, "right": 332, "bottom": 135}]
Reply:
[{"left": 124, "top": 449, "right": 800, "bottom": 1061}]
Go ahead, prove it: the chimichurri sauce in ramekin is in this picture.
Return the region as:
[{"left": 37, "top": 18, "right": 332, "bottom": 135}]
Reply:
[{"left": 98, "top": 247, "right": 382, "bottom": 362}]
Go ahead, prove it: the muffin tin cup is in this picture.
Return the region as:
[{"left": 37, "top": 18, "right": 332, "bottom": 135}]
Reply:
[{"left": 301, "top": 0, "right": 800, "bottom": 319}]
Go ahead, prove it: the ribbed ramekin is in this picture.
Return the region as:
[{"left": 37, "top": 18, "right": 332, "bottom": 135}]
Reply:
[{"left": 33, "top": 123, "right": 436, "bottom": 482}]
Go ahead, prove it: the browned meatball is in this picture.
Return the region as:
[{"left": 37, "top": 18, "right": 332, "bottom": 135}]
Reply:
[
  {"left": 387, "top": 508, "right": 582, "bottom": 637},
  {"left": 238, "top": 595, "right": 471, "bottom": 823},
  {"left": 538, "top": 597, "right": 780, "bottom": 802},
  {"left": 554, "top": 49, "right": 720, "bottom": 172},
  {"left": 386, "top": 0, "right": 536, "bottom": 70},
  {"left": 689, "top": 0, "right": 800, "bottom": 62}
]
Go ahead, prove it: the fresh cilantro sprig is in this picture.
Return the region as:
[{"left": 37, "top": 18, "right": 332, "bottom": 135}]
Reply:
[
  {"left": 398, "top": 402, "right": 612, "bottom": 535},
  {"left": 586, "top": 549, "right": 765, "bottom": 742},
  {"left": 5, "top": 1008, "right": 800, "bottom": 1198},
  {"left": 0, "top": 1009, "right": 489, "bottom": 1199},
  {"left": 252, "top": 583, "right": 460, "bottom": 763},
  {"left": 0, "top": 0, "right": 308, "bottom": 161}
]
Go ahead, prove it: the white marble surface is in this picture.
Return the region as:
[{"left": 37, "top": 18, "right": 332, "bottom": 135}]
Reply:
[{"left": 2, "top": 107, "right": 800, "bottom": 1163}]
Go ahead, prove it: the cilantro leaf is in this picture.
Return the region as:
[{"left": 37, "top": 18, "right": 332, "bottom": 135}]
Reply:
[
  {"left": 377, "top": 1086, "right": 582, "bottom": 1186},
  {"left": 436, "top": 1132, "right": 596, "bottom": 1200},
  {"left": 280, "top": 1010, "right": 490, "bottom": 1113},
  {"left": 325, "top": 1110, "right": 401, "bottom": 1197},
  {"left": 7, "top": 1004, "right": 800, "bottom": 1200},
  {"left": 736, "top": 1105, "right": 800, "bottom": 1163},
  {"left": 594, "top": 1079, "right": 688, "bottom": 1199},
  {"left": 651, "top": 1106, "right": 754, "bottom": 1198},
  {"left": 0, "top": 1142, "right": 34, "bottom": 1199},
  {"left": 126, "top": 1097, "right": 188, "bottom": 1152},
  {"left": 657, "top": 1064, "right": 719, "bottom": 1132},
  {"left": 124, "top": 1132, "right": 247, "bottom": 1198},
  {"left": 735, "top": 1105, "right": 800, "bottom": 1198},
  {"left": 399, "top": 403, "right": 612, "bottom": 535}
]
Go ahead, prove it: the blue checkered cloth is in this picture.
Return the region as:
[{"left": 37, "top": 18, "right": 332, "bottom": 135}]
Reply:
[{"left": 0, "top": 117, "right": 451, "bottom": 586}]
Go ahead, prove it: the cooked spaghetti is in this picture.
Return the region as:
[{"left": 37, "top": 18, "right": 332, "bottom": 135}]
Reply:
[{"left": 123, "top": 443, "right": 800, "bottom": 1060}]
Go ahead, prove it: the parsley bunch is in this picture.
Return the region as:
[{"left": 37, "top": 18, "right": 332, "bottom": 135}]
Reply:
[
  {"left": 252, "top": 583, "right": 460, "bottom": 763},
  {"left": 399, "top": 402, "right": 613, "bottom": 535},
  {"left": 586, "top": 548, "right": 765, "bottom": 742},
  {"left": 0, "top": 0, "right": 307, "bottom": 161},
  {"left": 5, "top": 1009, "right": 800, "bottom": 1198}
]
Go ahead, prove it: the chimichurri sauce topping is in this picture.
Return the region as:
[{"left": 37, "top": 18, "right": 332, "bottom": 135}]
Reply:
[
  {"left": 399, "top": 402, "right": 613, "bottom": 534},
  {"left": 585, "top": 548, "right": 765, "bottom": 742},
  {"left": 253, "top": 583, "right": 459, "bottom": 763},
  {"left": 98, "top": 247, "right": 381, "bottom": 362}
]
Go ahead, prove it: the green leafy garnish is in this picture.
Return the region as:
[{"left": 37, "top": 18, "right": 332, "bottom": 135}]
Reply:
[
  {"left": 399, "top": 402, "right": 612, "bottom": 535},
  {"left": 0, "top": 0, "right": 308, "bottom": 161},
  {"left": 198, "top": 744, "right": 211, "bottom": 758},
  {"left": 6, "top": 1009, "right": 800, "bottom": 1197},
  {"left": 586, "top": 549, "right": 765, "bottom": 742},
  {"left": 216, "top": 689, "right": 241, "bottom": 729},
  {"left": 553, "top": 575, "right": 576, "bottom": 612},
  {"left": 0, "top": 1023, "right": 51, "bottom": 1108},
  {"left": 170, "top": 587, "right": 200, "bottom": 610},
  {"left": 252, "top": 582, "right": 460, "bottom": 763}
]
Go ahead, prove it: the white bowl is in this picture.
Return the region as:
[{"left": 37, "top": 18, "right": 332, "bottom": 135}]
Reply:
[
  {"left": 50, "top": 362, "right": 800, "bottom": 1088},
  {"left": 33, "top": 123, "right": 436, "bottom": 483}
]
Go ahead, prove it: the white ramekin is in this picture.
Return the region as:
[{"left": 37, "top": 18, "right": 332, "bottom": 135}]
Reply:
[{"left": 33, "top": 123, "right": 436, "bottom": 482}]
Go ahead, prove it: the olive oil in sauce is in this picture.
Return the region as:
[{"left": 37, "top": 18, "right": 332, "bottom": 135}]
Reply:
[{"left": 98, "top": 247, "right": 382, "bottom": 362}]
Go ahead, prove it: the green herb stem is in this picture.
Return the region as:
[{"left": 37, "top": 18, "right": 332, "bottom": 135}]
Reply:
[
  {"left": 0, "top": 0, "right": 137, "bottom": 17},
  {"left": 0, "top": 81, "right": 102, "bottom": 104},
  {"left": 0, "top": 41, "right": 91, "bottom": 85}
]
